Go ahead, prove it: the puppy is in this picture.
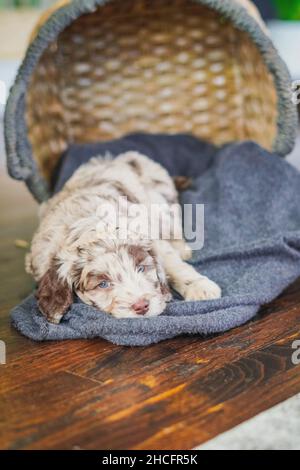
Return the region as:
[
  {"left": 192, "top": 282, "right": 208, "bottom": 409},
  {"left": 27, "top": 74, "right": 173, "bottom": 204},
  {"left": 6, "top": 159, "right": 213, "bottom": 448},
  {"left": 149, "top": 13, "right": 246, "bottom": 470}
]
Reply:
[{"left": 26, "top": 152, "right": 221, "bottom": 323}]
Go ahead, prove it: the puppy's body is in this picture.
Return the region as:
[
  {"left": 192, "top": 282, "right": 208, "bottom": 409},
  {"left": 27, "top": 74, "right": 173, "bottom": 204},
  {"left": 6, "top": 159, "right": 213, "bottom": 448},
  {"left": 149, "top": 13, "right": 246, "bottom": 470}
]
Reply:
[{"left": 27, "top": 152, "right": 221, "bottom": 323}]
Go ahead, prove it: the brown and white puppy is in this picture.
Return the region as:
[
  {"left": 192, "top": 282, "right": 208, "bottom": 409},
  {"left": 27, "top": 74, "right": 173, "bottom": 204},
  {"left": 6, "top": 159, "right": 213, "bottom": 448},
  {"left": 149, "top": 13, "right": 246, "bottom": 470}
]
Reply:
[{"left": 26, "top": 152, "right": 221, "bottom": 323}]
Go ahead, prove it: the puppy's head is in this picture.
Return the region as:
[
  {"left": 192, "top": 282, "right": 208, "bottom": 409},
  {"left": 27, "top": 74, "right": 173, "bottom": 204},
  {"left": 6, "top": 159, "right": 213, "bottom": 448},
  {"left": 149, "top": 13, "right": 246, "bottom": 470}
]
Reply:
[
  {"left": 36, "top": 238, "right": 171, "bottom": 322},
  {"left": 74, "top": 239, "right": 171, "bottom": 319}
]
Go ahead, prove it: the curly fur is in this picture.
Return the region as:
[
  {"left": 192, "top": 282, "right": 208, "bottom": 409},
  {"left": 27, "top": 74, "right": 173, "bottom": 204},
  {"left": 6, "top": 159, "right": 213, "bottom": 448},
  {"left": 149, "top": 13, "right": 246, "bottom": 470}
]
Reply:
[{"left": 27, "top": 152, "right": 221, "bottom": 323}]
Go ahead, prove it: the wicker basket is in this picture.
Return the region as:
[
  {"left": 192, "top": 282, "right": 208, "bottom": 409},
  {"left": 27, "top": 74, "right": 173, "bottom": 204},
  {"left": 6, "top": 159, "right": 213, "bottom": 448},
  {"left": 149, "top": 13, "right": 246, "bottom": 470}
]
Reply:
[{"left": 5, "top": 0, "right": 298, "bottom": 202}]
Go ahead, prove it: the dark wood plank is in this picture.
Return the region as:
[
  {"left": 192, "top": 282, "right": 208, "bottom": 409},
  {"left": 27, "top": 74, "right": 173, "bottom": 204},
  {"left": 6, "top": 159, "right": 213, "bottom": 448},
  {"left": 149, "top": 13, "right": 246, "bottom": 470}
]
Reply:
[
  {"left": 0, "top": 370, "right": 100, "bottom": 450},
  {"left": 1, "top": 170, "right": 300, "bottom": 450}
]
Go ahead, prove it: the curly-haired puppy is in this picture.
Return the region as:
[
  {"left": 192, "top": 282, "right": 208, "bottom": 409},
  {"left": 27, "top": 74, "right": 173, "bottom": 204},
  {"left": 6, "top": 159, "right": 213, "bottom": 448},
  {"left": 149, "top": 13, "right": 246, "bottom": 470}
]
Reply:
[{"left": 26, "top": 152, "right": 221, "bottom": 323}]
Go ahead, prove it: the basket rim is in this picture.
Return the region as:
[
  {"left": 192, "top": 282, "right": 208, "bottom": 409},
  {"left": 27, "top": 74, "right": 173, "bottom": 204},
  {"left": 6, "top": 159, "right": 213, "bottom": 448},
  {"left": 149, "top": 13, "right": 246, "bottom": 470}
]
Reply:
[{"left": 4, "top": 0, "right": 298, "bottom": 202}]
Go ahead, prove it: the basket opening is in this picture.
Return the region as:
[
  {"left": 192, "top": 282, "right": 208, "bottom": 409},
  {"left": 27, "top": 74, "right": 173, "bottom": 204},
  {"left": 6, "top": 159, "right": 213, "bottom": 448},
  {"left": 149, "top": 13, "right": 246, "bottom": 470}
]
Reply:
[{"left": 26, "top": 0, "right": 278, "bottom": 181}]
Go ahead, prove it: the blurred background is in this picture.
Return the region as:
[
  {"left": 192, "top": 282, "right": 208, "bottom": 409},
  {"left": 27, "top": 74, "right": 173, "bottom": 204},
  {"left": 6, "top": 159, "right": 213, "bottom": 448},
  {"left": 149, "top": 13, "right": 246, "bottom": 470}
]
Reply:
[
  {"left": 0, "top": 0, "right": 299, "bottom": 164},
  {"left": 0, "top": 0, "right": 299, "bottom": 95}
]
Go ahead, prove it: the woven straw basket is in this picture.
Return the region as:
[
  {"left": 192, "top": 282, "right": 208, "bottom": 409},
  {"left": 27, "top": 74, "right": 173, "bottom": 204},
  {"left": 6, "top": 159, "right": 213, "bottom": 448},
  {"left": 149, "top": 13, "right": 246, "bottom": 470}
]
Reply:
[{"left": 5, "top": 0, "right": 298, "bottom": 202}]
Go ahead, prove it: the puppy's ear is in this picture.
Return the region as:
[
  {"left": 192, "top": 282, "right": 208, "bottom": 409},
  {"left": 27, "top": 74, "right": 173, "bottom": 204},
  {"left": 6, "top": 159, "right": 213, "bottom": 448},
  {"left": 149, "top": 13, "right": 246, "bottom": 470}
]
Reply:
[
  {"left": 150, "top": 250, "right": 172, "bottom": 301},
  {"left": 157, "top": 268, "right": 172, "bottom": 301},
  {"left": 36, "top": 266, "right": 73, "bottom": 324}
]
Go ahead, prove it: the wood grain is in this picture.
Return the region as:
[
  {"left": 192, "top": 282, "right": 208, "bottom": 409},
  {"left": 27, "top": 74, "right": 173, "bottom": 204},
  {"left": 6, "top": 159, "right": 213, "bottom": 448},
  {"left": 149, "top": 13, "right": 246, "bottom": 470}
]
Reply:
[{"left": 0, "top": 170, "right": 300, "bottom": 450}]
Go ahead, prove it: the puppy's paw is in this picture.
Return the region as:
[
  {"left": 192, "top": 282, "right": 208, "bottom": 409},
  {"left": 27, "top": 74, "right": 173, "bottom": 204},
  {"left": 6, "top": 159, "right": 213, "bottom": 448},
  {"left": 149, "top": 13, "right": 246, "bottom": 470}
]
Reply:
[{"left": 183, "top": 277, "right": 221, "bottom": 301}]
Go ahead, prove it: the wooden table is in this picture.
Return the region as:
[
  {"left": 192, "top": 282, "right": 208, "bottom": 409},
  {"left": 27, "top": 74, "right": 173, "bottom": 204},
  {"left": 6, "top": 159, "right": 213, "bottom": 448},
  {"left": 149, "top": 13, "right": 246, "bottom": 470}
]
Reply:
[{"left": 1, "top": 170, "right": 300, "bottom": 450}]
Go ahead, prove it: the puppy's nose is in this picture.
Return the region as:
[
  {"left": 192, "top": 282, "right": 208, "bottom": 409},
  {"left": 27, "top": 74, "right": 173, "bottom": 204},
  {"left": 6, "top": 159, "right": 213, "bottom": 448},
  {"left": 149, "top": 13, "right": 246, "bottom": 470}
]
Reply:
[{"left": 132, "top": 299, "right": 149, "bottom": 315}]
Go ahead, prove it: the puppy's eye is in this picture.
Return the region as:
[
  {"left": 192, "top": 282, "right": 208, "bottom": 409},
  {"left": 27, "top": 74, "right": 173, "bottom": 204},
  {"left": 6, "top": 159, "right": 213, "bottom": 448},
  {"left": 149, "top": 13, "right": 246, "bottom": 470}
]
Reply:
[
  {"left": 99, "top": 280, "right": 110, "bottom": 289},
  {"left": 137, "top": 265, "right": 145, "bottom": 273}
]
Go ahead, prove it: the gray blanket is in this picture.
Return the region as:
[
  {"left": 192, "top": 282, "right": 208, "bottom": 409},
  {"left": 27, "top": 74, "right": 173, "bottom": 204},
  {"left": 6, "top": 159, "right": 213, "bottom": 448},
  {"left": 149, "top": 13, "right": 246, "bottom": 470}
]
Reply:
[{"left": 11, "top": 134, "right": 300, "bottom": 346}]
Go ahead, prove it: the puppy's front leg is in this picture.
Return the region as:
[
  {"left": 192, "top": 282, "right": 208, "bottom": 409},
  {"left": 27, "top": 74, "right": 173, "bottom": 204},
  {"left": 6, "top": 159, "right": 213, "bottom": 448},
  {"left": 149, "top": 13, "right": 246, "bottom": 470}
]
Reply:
[
  {"left": 170, "top": 239, "right": 192, "bottom": 261},
  {"left": 154, "top": 240, "right": 221, "bottom": 301}
]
